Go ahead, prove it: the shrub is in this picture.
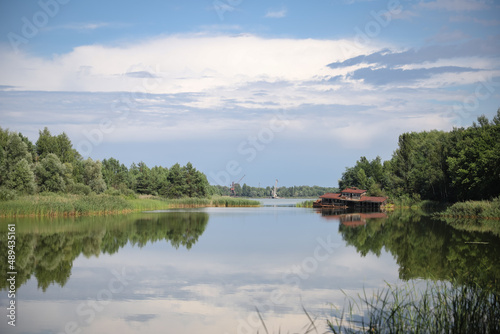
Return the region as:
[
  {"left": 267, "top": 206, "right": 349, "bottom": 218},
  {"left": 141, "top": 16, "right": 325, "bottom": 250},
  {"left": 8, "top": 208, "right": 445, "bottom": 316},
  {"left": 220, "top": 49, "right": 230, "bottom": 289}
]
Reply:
[
  {"left": 0, "top": 187, "right": 18, "bottom": 201},
  {"left": 67, "top": 183, "right": 92, "bottom": 195}
]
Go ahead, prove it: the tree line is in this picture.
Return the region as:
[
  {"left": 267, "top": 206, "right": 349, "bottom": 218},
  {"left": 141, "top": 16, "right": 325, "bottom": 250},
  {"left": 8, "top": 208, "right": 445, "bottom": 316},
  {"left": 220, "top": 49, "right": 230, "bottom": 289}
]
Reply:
[
  {"left": 339, "top": 109, "right": 500, "bottom": 202},
  {"left": 212, "top": 184, "right": 338, "bottom": 198},
  {"left": 0, "top": 127, "right": 210, "bottom": 200}
]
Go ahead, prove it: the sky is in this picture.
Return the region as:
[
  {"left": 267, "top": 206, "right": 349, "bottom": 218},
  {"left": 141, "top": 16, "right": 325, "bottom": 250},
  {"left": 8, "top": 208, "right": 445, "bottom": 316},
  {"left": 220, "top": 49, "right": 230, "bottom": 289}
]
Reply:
[{"left": 0, "top": 0, "right": 499, "bottom": 188}]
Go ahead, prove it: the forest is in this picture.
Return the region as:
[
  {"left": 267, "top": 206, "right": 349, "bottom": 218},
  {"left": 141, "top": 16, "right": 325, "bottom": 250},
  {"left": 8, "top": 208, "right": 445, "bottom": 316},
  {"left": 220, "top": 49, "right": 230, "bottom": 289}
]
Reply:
[
  {"left": 0, "top": 127, "right": 211, "bottom": 200},
  {"left": 339, "top": 110, "right": 500, "bottom": 203}
]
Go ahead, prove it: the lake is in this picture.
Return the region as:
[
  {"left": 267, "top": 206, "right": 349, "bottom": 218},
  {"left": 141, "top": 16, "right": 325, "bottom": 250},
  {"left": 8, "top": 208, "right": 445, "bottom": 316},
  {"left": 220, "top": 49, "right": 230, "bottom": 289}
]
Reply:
[{"left": 1, "top": 199, "right": 499, "bottom": 333}]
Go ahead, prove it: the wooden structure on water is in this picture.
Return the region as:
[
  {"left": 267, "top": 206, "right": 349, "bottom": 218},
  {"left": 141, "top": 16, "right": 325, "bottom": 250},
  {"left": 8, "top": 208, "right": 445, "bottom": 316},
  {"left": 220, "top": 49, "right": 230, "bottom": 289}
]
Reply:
[{"left": 313, "top": 187, "right": 387, "bottom": 210}]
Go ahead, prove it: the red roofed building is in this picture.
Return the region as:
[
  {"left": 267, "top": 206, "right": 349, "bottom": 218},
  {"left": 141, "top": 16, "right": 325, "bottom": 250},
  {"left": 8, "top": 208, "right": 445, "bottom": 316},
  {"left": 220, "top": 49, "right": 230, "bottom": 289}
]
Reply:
[{"left": 314, "top": 187, "right": 387, "bottom": 209}]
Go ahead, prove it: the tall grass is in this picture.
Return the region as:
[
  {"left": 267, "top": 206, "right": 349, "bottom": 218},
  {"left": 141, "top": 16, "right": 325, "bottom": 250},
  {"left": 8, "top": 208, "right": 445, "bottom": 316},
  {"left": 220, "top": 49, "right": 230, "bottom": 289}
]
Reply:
[
  {"left": 296, "top": 200, "right": 315, "bottom": 208},
  {"left": 0, "top": 194, "right": 260, "bottom": 218},
  {"left": 211, "top": 196, "right": 260, "bottom": 207},
  {"left": 437, "top": 197, "right": 500, "bottom": 219},
  {"left": 0, "top": 193, "right": 132, "bottom": 217},
  {"left": 328, "top": 281, "right": 500, "bottom": 334}
]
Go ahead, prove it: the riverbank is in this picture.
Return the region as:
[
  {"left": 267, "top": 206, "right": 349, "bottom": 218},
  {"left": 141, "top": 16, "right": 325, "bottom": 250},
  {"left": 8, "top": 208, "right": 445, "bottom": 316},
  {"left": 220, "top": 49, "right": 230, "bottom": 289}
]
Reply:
[
  {"left": 436, "top": 197, "right": 500, "bottom": 219},
  {"left": 0, "top": 194, "right": 260, "bottom": 218}
]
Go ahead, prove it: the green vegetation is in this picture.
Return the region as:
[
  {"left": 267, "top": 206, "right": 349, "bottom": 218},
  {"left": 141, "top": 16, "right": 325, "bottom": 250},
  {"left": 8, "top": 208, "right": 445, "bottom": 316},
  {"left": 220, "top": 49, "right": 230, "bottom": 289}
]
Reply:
[
  {"left": 337, "top": 210, "right": 500, "bottom": 292},
  {"left": 338, "top": 109, "right": 500, "bottom": 203},
  {"left": 437, "top": 197, "right": 500, "bottom": 219},
  {"left": 296, "top": 200, "right": 315, "bottom": 208},
  {"left": 328, "top": 281, "right": 500, "bottom": 334},
  {"left": 0, "top": 193, "right": 260, "bottom": 217},
  {"left": 0, "top": 193, "right": 131, "bottom": 217},
  {"left": 0, "top": 127, "right": 210, "bottom": 199},
  {"left": 0, "top": 212, "right": 209, "bottom": 290},
  {"left": 434, "top": 197, "right": 500, "bottom": 236},
  {"left": 0, "top": 126, "right": 263, "bottom": 216}
]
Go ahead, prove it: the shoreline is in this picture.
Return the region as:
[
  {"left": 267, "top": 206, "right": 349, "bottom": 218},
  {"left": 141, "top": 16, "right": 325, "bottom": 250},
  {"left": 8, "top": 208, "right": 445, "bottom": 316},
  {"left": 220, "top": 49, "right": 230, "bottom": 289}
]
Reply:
[{"left": 0, "top": 194, "right": 261, "bottom": 219}]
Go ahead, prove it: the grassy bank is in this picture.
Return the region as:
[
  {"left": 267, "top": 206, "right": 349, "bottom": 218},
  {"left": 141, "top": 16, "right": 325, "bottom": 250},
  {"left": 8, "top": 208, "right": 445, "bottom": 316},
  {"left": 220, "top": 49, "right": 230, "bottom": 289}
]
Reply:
[
  {"left": 436, "top": 197, "right": 500, "bottom": 219},
  {"left": 0, "top": 194, "right": 260, "bottom": 218}
]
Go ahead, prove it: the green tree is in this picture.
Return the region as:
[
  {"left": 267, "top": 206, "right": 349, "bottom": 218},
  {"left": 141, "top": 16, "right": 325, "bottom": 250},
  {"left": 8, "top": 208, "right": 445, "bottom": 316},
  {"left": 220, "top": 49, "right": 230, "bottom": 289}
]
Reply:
[
  {"left": 134, "top": 161, "right": 151, "bottom": 194},
  {"left": 83, "top": 158, "right": 107, "bottom": 194},
  {"left": 35, "top": 153, "right": 67, "bottom": 192},
  {"left": 164, "top": 163, "right": 186, "bottom": 198},
  {"left": 102, "top": 158, "right": 129, "bottom": 189},
  {"left": 1, "top": 132, "right": 35, "bottom": 192},
  {"left": 447, "top": 112, "right": 500, "bottom": 200},
  {"left": 182, "top": 162, "right": 209, "bottom": 198},
  {"left": 6, "top": 159, "right": 36, "bottom": 194},
  {"left": 36, "top": 127, "right": 58, "bottom": 160}
]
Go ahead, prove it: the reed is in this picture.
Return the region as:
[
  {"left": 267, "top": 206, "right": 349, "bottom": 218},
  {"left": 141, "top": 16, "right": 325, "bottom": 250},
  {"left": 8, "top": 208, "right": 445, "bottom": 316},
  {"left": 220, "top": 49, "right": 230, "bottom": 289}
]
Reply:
[
  {"left": 296, "top": 200, "right": 315, "bottom": 208},
  {"left": 327, "top": 280, "right": 500, "bottom": 334},
  {"left": 437, "top": 197, "right": 500, "bottom": 219},
  {"left": 211, "top": 196, "right": 260, "bottom": 207},
  {"left": 0, "top": 194, "right": 260, "bottom": 217},
  {"left": 0, "top": 193, "right": 132, "bottom": 217}
]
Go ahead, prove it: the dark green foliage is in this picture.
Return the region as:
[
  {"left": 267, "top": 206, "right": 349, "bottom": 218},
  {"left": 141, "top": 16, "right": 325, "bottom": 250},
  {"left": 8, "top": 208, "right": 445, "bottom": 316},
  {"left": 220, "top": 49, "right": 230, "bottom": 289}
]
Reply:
[
  {"left": 339, "top": 109, "right": 500, "bottom": 202},
  {"left": 0, "top": 127, "right": 235, "bottom": 201},
  {"left": 36, "top": 127, "right": 81, "bottom": 164},
  {"left": 165, "top": 163, "right": 187, "bottom": 198},
  {"left": 447, "top": 115, "right": 500, "bottom": 200},
  {"left": 339, "top": 156, "right": 385, "bottom": 195}
]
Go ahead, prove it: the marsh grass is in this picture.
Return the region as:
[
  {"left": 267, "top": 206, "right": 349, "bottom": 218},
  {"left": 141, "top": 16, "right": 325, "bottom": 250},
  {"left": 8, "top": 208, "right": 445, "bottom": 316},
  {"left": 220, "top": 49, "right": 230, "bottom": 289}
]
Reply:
[
  {"left": 296, "top": 200, "right": 315, "bottom": 208},
  {"left": 327, "top": 281, "right": 500, "bottom": 334},
  {"left": 0, "top": 194, "right": 260, "bottom": 217},
  {"left": 0, "top": 193, "right": 132, "bottom": 217},
  {"left": 437, "top": 197, "right": 500, "bottom": 219}
]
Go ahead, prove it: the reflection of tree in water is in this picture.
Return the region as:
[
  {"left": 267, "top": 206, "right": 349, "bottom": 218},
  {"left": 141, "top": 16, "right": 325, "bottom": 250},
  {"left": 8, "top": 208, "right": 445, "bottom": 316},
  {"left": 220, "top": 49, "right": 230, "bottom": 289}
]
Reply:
[
  {"left": 0, "top": 212, "right": 208, "bottom": 291},
  {"left": 338, "top": 210, "right": 500, "bottom": 292}
]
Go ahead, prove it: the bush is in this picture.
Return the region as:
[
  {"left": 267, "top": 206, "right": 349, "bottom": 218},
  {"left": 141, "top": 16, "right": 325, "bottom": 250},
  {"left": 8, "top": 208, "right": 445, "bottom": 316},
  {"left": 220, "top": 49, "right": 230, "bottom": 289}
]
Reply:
[
  {"left": 67, "top": 183, "right": 92, "bottom": 195},
  {"left": 0, "top": 187, "right": 18, "bottom": 201}
]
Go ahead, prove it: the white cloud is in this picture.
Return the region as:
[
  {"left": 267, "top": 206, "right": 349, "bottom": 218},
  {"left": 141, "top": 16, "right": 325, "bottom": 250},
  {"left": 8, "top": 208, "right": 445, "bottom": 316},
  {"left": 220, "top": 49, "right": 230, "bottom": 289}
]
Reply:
[
  {"left": 265, "top": 7, "right": 287, "bottom": 18},
  {"left": 0, "top": 34, "right": 377, "bottom": 99}
]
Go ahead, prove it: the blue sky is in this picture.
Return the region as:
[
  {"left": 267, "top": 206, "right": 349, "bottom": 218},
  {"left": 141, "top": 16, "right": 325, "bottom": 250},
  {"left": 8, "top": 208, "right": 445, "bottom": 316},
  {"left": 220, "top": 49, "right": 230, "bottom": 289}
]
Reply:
[{"left": 0, "top": 0, "right": 499, "bottom": 187}]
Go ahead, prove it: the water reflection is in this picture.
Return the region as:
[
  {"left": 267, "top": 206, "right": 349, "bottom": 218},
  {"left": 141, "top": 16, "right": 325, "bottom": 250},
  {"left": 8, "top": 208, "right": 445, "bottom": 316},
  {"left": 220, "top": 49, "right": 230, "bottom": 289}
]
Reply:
[
  {"left": 319, "top": 209, "right": 500, "bottom": 292},
  {"left": 1, "top": 207, "right": 499, "bottom": 334},
  {"left": 0, "top": 212, "right": 209, "bottom": 291}
]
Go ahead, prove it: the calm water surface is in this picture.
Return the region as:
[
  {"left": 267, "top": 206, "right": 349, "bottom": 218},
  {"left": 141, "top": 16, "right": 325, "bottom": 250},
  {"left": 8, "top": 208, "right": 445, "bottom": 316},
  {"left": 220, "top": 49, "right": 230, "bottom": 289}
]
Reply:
[{"left": 1, "top": 199, "right": 499, "bottom": 333}]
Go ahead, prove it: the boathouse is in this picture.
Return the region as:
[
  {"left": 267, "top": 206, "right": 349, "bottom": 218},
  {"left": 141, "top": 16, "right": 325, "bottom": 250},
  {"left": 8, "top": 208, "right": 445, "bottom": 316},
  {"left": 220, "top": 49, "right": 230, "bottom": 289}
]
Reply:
[{"left": 316, "top": 187, "right": 387, "bottom": 209}]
